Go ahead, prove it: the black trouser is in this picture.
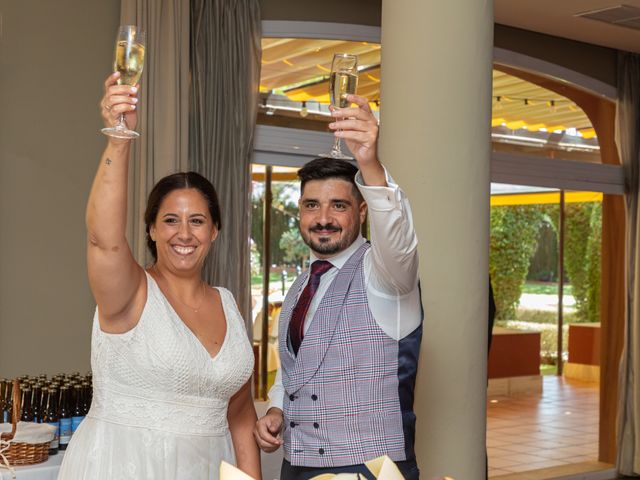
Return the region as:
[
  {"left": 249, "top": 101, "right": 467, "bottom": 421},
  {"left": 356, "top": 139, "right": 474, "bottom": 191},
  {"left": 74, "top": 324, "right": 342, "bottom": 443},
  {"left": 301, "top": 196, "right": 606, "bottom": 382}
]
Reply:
[{"left": 281, "top": 458, "right": 420, "bottom": 480}]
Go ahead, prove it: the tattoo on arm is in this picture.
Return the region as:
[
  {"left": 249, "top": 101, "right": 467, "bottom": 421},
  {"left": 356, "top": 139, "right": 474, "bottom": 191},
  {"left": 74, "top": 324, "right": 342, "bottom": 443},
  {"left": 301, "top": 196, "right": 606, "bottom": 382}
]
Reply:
[{"left": 105, "top": 158, "right": 112, "bottom": 165}]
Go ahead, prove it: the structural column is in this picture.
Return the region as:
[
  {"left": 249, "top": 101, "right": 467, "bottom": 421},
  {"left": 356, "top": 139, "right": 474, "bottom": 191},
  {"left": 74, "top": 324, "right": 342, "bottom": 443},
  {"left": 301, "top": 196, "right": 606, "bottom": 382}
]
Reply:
[{"left": 379, "top": 1, "right": 494, "bottom": 478}]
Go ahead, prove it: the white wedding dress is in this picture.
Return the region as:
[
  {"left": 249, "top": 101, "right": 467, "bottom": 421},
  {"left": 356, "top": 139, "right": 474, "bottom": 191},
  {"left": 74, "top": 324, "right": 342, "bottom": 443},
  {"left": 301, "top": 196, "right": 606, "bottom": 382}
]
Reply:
[{"left": 58, "top": 273, "right": 254, "bottom": 480}]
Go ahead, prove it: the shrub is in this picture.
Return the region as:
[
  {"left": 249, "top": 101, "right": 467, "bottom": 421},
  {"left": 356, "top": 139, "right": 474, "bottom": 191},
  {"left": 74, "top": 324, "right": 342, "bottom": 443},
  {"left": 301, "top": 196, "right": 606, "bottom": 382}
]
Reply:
[
  {"left": 546, "top": 202, "right": 602, "bottom": 323},
  {"left": 528, "top": 221, "right": 558, "bottom": 281},
  {"left": 515, "top": 309, "right": 578, "bottom": 325},
  {"left": 490, "top": 205, "right": 545, "bottom": 320},
  {"left": 564, "top": 203, "right": 594, "bottom": 320},
  {"left": 586, "top": 204, "right": 602, "bottom": 323}
]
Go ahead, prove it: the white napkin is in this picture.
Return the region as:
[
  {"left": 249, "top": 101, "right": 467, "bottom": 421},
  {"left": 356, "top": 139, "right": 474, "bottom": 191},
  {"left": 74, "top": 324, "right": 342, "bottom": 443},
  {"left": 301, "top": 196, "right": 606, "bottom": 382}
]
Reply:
[
  {"left": 220, "top": 461, "right": 255, "bottom": 480},
  {"left": 219, "top": 456, "right": 414, "bottom": 480},
  {"left": 307, "top": 456, "right": 406, "bottom": 480},
  {"left": 0, "top": 422, "right": 56, "bottom": 444},
  {"left": 365, "top": 456, "right": 404, "bottom": 480},
  {"left": 310, "top": 475, "right": 360, "bottom": 480}
]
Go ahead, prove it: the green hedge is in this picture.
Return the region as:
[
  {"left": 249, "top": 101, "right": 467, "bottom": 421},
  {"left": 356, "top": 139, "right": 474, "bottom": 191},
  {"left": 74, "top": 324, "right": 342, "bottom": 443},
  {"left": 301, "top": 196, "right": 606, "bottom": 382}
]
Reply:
[
  {"left": 564, "top": 204, "right": 593, "bottom": 320},
  {"left": 547, "top": 202, "right": 601, "bottom": 322},
  {"left": 490, "top": 202, "right": 602, "bottom": 323},
  {"left": 586, "top": 204, "right": 602, "bottom": 323},
  {"left": 490, "top": 205, "right": 545, "bottom": 320}
]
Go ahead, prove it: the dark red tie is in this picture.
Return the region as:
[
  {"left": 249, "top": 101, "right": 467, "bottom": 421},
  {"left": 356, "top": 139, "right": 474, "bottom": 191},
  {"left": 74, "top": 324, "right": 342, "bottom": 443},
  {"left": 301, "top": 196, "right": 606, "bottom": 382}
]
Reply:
[{"left": 289, "top": 260, "right": 333, "bottom": 355}]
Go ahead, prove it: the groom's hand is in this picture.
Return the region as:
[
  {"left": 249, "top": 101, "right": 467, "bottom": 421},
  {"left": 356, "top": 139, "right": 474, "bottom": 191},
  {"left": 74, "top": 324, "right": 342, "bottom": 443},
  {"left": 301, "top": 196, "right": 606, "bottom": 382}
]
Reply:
[
  {"left": 329, "top": 94, "right": 386, "bottom": 187},
  {"left": 254, "top": 407, "right": 284, "bottom": 452}
]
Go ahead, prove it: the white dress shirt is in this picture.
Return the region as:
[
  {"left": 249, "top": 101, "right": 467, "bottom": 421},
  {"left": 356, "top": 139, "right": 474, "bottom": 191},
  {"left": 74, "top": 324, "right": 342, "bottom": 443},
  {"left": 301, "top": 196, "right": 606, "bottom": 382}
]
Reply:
[{"left": 268, "top": 168, "right": 421, "bottom": 410}]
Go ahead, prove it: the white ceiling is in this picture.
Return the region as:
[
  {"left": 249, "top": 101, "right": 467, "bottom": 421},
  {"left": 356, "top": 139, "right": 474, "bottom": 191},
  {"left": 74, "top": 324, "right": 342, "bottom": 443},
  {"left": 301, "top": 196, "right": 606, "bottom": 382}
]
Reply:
[{"left": 495, "top": 0, "right": 640, "bottom": 53}]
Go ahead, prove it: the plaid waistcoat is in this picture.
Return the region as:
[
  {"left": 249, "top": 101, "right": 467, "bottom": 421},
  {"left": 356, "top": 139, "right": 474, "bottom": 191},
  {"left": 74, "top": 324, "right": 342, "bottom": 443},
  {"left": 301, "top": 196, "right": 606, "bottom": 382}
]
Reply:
[{"left": 279, "top": 242, "right": 421, "bottom": 467}]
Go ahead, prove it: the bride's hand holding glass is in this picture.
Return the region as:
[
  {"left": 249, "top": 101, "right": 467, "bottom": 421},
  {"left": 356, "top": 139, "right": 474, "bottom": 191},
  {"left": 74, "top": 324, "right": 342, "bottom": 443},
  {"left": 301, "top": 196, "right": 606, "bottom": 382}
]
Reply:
[
  {"left": 101, "top": 25, "right": 145, "bottom": 139},
  {"left": 100, "top": 72, "right": 139, "bottom": 140}
]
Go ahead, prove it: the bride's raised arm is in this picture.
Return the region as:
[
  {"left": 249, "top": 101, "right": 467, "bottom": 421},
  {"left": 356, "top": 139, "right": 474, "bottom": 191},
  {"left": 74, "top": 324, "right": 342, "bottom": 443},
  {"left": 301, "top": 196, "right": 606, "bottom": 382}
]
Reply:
[{"left": 86, "top": 72, "right": 145, "bottom": 331}]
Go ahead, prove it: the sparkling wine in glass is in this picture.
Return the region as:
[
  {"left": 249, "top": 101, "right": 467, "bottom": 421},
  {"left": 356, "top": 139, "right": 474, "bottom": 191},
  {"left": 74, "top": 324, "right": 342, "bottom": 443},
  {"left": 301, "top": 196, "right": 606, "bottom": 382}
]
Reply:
[
  {"left": 101, "top": 26, "right": 146, "bottom": 139},
  {"left": 326, "top": 53, "right": 358, "bottom": 160}
]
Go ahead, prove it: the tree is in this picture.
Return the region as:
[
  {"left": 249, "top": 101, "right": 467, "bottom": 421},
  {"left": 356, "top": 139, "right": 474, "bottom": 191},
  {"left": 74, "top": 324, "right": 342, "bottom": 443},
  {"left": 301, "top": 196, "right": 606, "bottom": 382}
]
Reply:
[
  {"left": 251, "top": 181, "right": 299, "bottom": 266},
  {"left": 563, "top": 203, "right": 593, "bottom": 320},
  {"left": 585, "top": 203, "right": 602, "bottom": 323},
  {"left": 547, "top": 202, "right": 602, "bottom": 322},
  {"left": 490, "top": 205, "right": 545, "bottom": 320},
  {"left": 279, "top": 228, "right": 308, "bottom": 268}
]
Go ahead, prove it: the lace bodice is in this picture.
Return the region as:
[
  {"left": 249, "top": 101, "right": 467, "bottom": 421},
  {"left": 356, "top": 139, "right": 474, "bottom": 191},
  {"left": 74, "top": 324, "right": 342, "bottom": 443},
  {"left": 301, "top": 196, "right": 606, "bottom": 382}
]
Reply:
[{"left": 88, "top": 273, "right": 254, "bottom": 436}]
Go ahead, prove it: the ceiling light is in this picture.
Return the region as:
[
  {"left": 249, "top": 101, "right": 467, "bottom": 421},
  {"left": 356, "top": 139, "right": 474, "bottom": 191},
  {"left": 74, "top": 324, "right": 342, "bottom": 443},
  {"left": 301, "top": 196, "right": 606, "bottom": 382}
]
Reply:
[{"left": 300, "top": 101, "right": 309, "bottom": 118}]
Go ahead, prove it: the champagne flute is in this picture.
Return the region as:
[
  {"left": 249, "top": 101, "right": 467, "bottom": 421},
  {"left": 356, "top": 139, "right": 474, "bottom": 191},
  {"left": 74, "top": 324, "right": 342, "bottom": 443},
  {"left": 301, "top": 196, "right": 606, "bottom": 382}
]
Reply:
[
  {"left": 325, "top": 53, "right": 358, "bottom": 160},
  {"left": 101, "top": 26, "right": 146, "bottom": 139}
]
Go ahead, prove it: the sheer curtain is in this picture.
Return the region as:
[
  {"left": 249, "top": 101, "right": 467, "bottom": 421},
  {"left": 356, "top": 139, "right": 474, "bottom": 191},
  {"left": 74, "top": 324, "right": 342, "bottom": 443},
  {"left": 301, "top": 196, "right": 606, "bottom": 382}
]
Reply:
[
  {"left": 120, "top": 0, "right": 191, "bottom": 265},
  {"left": 189, "top": 0, "right": 261, "bottom": 324},
  {"left": 616, "top": 51, "right": 640, "bottom": 476}
]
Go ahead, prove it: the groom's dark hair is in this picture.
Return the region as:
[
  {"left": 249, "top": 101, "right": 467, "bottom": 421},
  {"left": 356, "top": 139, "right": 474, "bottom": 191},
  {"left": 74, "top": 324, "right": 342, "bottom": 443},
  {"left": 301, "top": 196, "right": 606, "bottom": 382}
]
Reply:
[{"left": 298, "top": 157, "right": 362, "bottom": 202}]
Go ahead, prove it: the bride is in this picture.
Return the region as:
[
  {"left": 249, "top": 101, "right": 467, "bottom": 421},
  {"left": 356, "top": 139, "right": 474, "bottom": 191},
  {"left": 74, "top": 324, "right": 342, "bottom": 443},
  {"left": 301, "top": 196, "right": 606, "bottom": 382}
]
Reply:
[{"left": 57, "top": 72, "right": 261, "bottom": 480}]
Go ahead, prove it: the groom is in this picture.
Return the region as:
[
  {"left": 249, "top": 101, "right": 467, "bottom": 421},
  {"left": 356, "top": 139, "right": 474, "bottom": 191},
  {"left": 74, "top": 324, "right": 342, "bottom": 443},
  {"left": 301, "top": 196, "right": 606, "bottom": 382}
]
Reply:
[{"left": 254, "top": 95, "right": 423, "bottom": 480}]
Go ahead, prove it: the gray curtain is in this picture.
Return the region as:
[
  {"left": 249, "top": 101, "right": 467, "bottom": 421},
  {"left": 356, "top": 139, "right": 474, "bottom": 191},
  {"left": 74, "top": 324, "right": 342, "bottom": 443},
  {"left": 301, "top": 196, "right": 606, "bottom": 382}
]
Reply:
[
  {"left": 120, "top": 0, "right": 191, "bottom": 266},
  {"left": 617, "top": 51, "right": 640, "bottom": 476},
  {"left": 189, "top": 0, "right": 261, "bottom": 325}
]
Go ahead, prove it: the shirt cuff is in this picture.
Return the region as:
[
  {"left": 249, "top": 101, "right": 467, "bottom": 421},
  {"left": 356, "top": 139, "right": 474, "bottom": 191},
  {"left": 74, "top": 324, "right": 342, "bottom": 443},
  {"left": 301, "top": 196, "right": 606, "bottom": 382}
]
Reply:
[
  {"left": 355, "top": 167, "right": 402, "bottom": 211},
  {"left": 267, "top": 386, "right": 284, "bottom": 411}
]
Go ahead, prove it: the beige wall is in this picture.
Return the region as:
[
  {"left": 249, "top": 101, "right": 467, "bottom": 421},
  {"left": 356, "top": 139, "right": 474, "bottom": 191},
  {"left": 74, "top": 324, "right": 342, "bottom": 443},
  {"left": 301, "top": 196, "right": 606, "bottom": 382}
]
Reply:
[{"left": 0, "top": 0, "right": 120, "bottom": 377}]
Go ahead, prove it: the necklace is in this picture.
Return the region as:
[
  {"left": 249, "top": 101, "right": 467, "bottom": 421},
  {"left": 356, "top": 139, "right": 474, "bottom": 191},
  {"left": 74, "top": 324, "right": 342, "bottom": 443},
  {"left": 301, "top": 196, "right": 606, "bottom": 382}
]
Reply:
[
  {"left": 152, "top": 266, "right": 207, "bottom": 313},
  {"left": 174, "top": 281, "right": 206, "bottom": 313}
]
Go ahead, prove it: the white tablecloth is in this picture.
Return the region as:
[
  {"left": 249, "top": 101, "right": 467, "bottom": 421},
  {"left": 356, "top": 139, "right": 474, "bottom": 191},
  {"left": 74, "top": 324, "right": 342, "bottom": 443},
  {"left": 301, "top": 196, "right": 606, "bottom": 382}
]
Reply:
[{"left": 0, "top": 452, "right": 63, "bottom": 480}]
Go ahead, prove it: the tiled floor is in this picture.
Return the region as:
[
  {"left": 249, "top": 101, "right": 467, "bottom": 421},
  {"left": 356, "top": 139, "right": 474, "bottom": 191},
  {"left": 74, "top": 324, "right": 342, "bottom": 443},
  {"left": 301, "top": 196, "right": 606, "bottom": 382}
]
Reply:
[{"left": 487, "top": 376, "right": 600, "bottom": 477}]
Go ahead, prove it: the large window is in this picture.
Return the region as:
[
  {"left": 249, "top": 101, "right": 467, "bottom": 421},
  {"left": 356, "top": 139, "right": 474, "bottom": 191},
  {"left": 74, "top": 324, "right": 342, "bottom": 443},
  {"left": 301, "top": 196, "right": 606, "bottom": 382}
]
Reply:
[
  {"left": 250, "top": 165, "right": 301, "bottom": 396},
  {"left": 487, "top": 185, "right": 602, "bottom": 476}
]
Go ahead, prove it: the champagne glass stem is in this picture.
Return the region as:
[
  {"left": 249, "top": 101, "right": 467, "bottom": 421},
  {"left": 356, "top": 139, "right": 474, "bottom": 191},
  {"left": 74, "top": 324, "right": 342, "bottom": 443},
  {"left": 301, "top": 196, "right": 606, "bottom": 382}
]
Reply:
[{"left": 330, "top": 133, "right": 343, "bottom": 158}]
